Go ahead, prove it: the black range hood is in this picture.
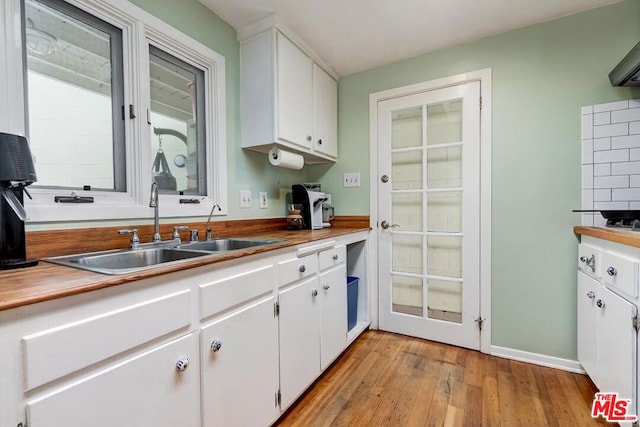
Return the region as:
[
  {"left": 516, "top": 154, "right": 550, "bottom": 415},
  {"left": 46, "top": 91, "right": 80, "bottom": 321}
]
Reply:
[{"left": 609, "top": 41, "right": 640, "bottom": 87}]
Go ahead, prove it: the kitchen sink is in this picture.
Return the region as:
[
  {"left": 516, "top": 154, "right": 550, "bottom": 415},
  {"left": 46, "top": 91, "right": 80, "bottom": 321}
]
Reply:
[
  {"left": 44, "top": 238, "right": 283, "bottom": 275},
  {"left": 178, "top": 238, "right": 282, "bottom": 252}
]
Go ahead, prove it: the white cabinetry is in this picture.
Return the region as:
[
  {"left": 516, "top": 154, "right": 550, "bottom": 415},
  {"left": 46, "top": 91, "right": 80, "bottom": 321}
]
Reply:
[
  {"left": 319, "top": 246, "right": 347, "bottom": 369},
  {"left": 239, "top": 18, "right": 338, "bottom": 164},
  {"left": 200, "top": 263, "right": 280, "bottom": 427},
  {"left": 577, "top": 237, "right": 639, "bottom": 421}
]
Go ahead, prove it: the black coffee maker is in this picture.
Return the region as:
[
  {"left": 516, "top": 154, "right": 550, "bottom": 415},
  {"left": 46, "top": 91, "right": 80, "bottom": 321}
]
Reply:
[{"left": 0, "top": 132, "right": 38, "bottom": 270}]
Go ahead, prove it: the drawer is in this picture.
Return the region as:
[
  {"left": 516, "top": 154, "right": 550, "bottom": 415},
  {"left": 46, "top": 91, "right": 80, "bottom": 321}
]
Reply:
[
  {"left": 22, "top": 289, "right": 191, "bottom": 391},
  {"left": 578, "top": 243, "right": 601, "bottom": 277},
  {"left": 318, "top": 245, "right": 346, "bottom": 271},
  {"left": 278, "top": 254, "right": 318, "bottom": 286},
  {"left": 602, "top": 251, "right": 639, "bottom": 298}
]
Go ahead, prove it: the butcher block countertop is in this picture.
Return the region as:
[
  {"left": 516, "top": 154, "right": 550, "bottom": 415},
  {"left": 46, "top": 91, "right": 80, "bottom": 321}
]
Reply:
[
  {"left": 0, "top": 226, "right": 369, "bottom": 312},
  {"left": 574, "top": 226, "right": 640, "bottom": 248}
]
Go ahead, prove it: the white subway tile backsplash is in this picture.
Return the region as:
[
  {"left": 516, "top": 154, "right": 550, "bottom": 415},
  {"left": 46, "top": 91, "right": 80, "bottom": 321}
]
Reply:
[
  {"left": 582, "top": 114, "right": 593, "bottom": 139},
  {"left": 582, "top": 106, "right": 594, "bottom": 115},
  {"left": 593, "top": 123, "right": 629, "bottom": 138},
  {"left": 613, "top": 188, "right": 640, "bottom": 201},
  {"left": 593, "top": 100, "right": 629, "bottom": 113},
  {"left": 594, "top": 175, "right": 628, "bottom": 188},
  {"left": 612, "top": 108, "right": 640, "bottom": 124},
  {"left": 582, "top": 139, "right": 593, "bottom": 164},
  {"left": 581, "top": 99, "right": 640, "bottom": 219},
  {"left": 612, "top": 134, "right": 640, "bottom": 149},
  {"left": 593, "top": 149, "right": 629, "bottom": 163},
  {"left": 594, "top": 201, "right": 630, "bottom": 210},
  {"left": 593, "top": 189, "right": 611, "bottom": 202},
  {"left": 593, "top": 138, "right": 611, "bottom": 151},
  {"left": 594, "top": 163, "right": 611, "bottom": 176},
  {"left": 612, "top": 161, "right": 640, "bottom": 175},
  {"left": 594, "top": 112, "right": 611, "bottom": 126}
]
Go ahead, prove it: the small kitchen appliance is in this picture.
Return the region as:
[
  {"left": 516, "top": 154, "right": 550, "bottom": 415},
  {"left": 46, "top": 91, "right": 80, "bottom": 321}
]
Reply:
[
  {"left": 292, "top": 184, "right": 327, "bottom": 230},
  {"left": 0, "top": 132, "right": 38, "bottom": 270},
  {"left": 574, "top": 209, "right": 640, "bottom": 230}
]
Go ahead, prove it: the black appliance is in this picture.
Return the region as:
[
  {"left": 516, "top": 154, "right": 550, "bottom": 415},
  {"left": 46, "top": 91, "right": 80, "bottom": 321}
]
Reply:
[
  {"left": 575, "top": 209, "right": 640, "bottom": 230},
  {"left": 0, "top": 132, "right": 38, "bottom": 270},
  {"left": 609, "top": 41, "right": 640, "bottom": 87}
]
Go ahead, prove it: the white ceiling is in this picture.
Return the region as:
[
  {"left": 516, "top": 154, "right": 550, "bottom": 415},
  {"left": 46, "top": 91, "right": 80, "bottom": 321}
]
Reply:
[{"left": 199, "top": 0, "right": 621, "bottom": 77}]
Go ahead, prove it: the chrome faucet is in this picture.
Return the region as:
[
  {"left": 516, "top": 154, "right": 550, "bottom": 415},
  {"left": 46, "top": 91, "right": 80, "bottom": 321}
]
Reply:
[
  {"left": 205, "top": 203, "right": 222, "bottom": 241},
  {"left": 149, "top": 182, "right": 161, "bottom": 243}
]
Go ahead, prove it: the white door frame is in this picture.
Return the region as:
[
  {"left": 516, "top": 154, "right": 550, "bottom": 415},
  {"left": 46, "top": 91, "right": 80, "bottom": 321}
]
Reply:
[{"left": 369, "top": 68, "right": 492, "bottom": 354}]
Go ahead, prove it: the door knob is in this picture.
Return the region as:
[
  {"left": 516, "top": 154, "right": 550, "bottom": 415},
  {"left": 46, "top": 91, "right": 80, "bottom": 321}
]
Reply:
[
  {"left": 381, "top": 221, "right": 399, "bottom": 229},
  {"left": 596, "top": 299, "right": 605, "bottom": 309},
  {"left": 175, "top": 358, "right": 190, "bottom": 372},
  {"left": 312, "top": 289, "right": 318, "bottom": 297},
  {"left": 586, "top": 291, "right": 595, "bottom": 299},
  {"left": 607, "top": 266, "right": 617, "bottom": 276},
  {"left": 210, "top": 339, "right": 222, "bottom": 352}
]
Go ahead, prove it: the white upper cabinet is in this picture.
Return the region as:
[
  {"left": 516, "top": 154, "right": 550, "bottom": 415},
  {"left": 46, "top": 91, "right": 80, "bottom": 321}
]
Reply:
[{"left": 239, "top": 17, "right": 338, "bottom": 163}]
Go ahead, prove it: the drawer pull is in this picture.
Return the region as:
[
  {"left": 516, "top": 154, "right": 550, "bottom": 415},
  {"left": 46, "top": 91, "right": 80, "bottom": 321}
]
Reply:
[
  {"left": 311, "top": 289, "right": 318, "bottom": 297},
  {"left": 210, "top": 339, "right": 223, "bottom": 353},
  {"left": 175, "top": 358, "right": 190, "bottom": 372},
  {"left": 586, "top": 291, "right": 595, "bottom": 299},
  {"left": 579, "top": 256, "right": 586, "bottom": 263},
  {"left": 324, "top": 284, "right": 330, "bottom": 290},
  {"left": 332, "top": 254, "right": 339, "bottom": 261},
  {"left": 596, "top": 299, "right": 605, "bottom": 309},
  {"left": 607, "top": 266, "right": 617, "bottom": 277},
  {"left": 299, "top": 265, "right": 306, "bottom": 273}
]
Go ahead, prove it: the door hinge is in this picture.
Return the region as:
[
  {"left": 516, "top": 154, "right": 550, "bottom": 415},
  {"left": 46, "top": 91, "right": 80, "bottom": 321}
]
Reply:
[
  {"left": 274, "top": 301, "right": 280, "bottom": 317},
  {"left": 275, "top": 389, "right": 281, "bottom": 407},
  {"left": 479, "top": 96, "right": 483, "bottom": 111},
  {"left": 475, "top": 317, "right": 484, "bottom": 331},
  {"left": 633, "top": 315, "right": 640, "bottom": 332}
]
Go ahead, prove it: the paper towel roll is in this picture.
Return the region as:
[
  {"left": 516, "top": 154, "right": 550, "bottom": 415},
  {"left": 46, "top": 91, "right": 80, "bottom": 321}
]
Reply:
[{"left": 268, "top": 147, "right": 304, "bottom": 170}]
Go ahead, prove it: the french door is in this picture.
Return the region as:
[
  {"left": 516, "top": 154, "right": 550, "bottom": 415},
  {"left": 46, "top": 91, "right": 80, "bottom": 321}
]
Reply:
[{"left": 377, "top": 81, "right": 481, "bottom": 350}]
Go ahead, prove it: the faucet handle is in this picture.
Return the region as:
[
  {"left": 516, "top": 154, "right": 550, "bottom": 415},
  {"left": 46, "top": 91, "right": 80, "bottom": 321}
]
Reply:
[
  {"left": 118, "top": 228, "right": 140, "bottom": 249},
  {"left": 172, "top": 225, "right": 189, "bottom": 243},
  {"left": 205, "top": 229, "right": 213, "bottom": 241},
  {"left": 190, "top": 229, "right": 199, "bottom": 242}
]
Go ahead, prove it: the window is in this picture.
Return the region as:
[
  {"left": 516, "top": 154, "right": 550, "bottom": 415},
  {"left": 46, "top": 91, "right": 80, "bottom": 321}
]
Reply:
[
  {"left": 23, "top": 0, "right": 125, "bottom": 191},
  {"left": 7, "top": 0, "right": 227, "bottom": 221}
]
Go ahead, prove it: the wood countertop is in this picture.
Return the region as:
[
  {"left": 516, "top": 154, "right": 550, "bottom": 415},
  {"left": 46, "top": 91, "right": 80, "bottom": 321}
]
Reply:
[
  {"left": 574, "top": 226, "right": 640, "bottom": 248},
  {"left": 0, "top": 226, "right": 370, "bottom": 312}
]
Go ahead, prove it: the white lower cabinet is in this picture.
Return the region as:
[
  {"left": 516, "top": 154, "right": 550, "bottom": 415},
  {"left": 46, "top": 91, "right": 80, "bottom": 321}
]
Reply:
[
  {"left": 27, "top": 332, "right": 200, "bottom": 427},
  {"left": 577, "top": 272, "right": 599, "bottom": 383},
  {"left": 201, "top": 295, "right": 279, "bottom": 427},
  {"left": 278, "top": 276, "right": 321, "bottom": 409},
  {"left": 319, "top": 265, "right": 347, "bottom": 370}
]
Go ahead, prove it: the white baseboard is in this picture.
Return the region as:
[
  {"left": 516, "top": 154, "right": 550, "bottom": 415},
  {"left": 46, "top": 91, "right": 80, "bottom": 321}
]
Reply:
[{"left": 491, "top": 345, "right": 585, "bottom": 374}]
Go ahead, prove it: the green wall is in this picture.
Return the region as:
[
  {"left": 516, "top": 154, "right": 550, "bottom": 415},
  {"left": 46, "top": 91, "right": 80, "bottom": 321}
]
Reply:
[
  {"left": 308, "top": 0, "right": 640, "bottom": 359},
  {"left": 129, "top": 0, "right": 309, "bottom": 219}
]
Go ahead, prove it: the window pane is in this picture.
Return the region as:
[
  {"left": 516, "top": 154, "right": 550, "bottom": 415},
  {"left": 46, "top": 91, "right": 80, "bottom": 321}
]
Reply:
[
  {"left": 392, "top": 150, "right": 422, "bottom": 190},
  {"left": 427, "top": 146, "right": 461, "bottom": 189},
  {"left": 149, "top": 46, "right": 205, "bottom": 195},
  {"left": 391, "top": 107, "right": 422, "bottom": 149},
  {"left": 24, "top": 0, "right": 124, "bottom": 191},
  {"left": 426, "top": 100, "right": 462, "bottom": 146},
  {"left": 392, "top": 274, "right": 423, "bottom": 316}
]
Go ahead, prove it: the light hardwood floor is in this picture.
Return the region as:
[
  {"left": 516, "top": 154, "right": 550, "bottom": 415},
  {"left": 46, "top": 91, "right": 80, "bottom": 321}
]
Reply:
[{"left": 276, "top": 330, "right": 608, "bottom": 427}]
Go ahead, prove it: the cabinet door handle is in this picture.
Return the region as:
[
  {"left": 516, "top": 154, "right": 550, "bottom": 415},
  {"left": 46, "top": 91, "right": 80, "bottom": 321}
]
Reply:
[
  {"left": 318, "top": 138, "right": 323, "bottom": 145},
  {"left": 175, "top": 358, "right": 190, "bottom": 372},
  {"left": 586, "top": 291, "right": 595, "bottom": 299},
  {"left": 311, "top": 289, "right": 318, "bottom": 297},
  {"left": 324, "top": 284, "right": 330, "bottom": 290},
  {"left": 210, "top": 339, "right": 222, "bottom": 353},
  {"left": 332, "top": 254, "right": 339, "bottom": 261},
  {"left": 306, "top": 135, "right": 312, "bottom": 142},
  {"left": 299, "top": 265, "right": 306, "bottom": 273},
  {"left": 607, "top": 266, "right": 617, "bottom": 276},
  {"left": 596, "top": 299, "right": 605, "bottom": 309}
]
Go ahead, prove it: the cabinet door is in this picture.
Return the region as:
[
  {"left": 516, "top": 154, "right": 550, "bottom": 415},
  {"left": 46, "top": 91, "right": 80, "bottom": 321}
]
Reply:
[
  {"left": 279, "top": 276, "right": 320, "bottom": 409},
  {"left": 597, "top": 285, "right": 637, "bottom": 403},
  {"left": 276, "top": 32, "right": 313, "bottom": 148},
  {"left": 26, "top": 333, "right": 199, "bottom": 427},
  {"left": 201, "top": 295, "right": 279, "bottom": 427},
  {"left": 320, "top": 265, "right": 347, "bottom": 369},
  {"left": 577, "top": 272, "right": 599, "bottom": 384},
  {"left": 313, "top": 64, "right": 337, "bottom": 157}
]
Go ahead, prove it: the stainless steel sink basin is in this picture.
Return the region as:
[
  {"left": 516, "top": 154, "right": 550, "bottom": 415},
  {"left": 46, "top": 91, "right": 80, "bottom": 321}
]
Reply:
[
  {"left": 45, "top": 247, "right": 210, "bottom": 275},
  {"left": 179, "top": 238, "right": 282, "bottom": 252},
  {"left": 44, "top": 238, "right": 282, "bottom": 275}
]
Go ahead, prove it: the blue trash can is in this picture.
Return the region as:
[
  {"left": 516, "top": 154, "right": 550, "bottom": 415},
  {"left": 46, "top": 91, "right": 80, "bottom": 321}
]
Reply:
[{"left": 347, "top": 276, "right": 359, "bottom": 331}]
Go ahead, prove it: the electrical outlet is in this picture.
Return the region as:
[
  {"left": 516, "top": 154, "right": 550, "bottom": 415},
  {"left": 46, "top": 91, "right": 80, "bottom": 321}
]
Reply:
[
  {"left": 240, "top": 190, "right": 252, "bottom": 208},
  {"left": 259, "top": 192, "right": 268, "bottom": 209},
  {"left": 343, "top": 172, "right": 361, "bottom": 188}
]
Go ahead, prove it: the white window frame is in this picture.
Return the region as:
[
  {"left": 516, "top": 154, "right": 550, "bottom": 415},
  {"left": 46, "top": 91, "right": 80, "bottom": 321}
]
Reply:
[{"left": 2, "top": 0, "right": 227, "bottom": 221}]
